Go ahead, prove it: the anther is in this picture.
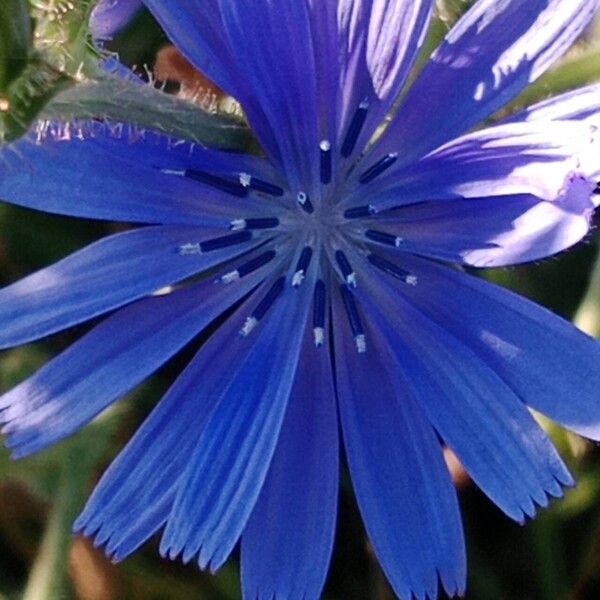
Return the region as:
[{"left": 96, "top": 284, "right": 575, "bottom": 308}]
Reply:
[
  {"left": 365, "top": 230, "right": 404, "bottom": 247},
  {"left": 341, "top": 98, "right": 369, "bottom": 158},
  {"left": 297, "top": 192, "right": 315, "bottom": 214},
  {"left": 340, "top": 285, "right": 366, "bottom": 354},
  {"left": 367, "top": 254, "right": 418, "bottom": 286},
  {"left": 359, "top": 153, "right": 399, "bottom": 184},
  {"left": 220, "top": 250, "right": 276, "bottom": 284},
  {"left": 344, "top": 205, "right": 377, "bottom": 220},
  {"left": 335, "top": 250, "right": 357, "bottom": 288},
  {"left": 240, "top": 277, "right": 285, "bottom": 337},
  {"left": 292, "top": 246, "right": 314, "bottom": 288},
  {"left": 229, "top": 217, "right": 280, "bottom": 231},
  {"left": 239, "top": 173, "right": 285, "bottom": 197},
  {"left": 182, "top": 169, "right": 248, "bottom": 197},
  {"left": 320, "top": 140, "right": 332, "bottom": 185},
  {"left": 180, "top": 231, "right": 252, "bottom": 255},
  {"left": 313, "top": 279, "right": 326, "bottom": 348}
]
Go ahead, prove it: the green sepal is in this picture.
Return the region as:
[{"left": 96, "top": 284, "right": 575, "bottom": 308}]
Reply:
[
  {"left": 0, "top": 0, "right": 32, "bottom": 91},
  {"left": 41, "top": 72, "right": 258, "bottom": 153}
]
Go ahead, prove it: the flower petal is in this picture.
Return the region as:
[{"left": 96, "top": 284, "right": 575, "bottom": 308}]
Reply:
[
  {"left": 507, "top": 83, "right": 600, "bottom": 123},
  {"left": 334, "top": 290, "right": 466, "bottom": 600},
  {"left": 363, "top": 120, "right": 598, "bottom": 209},
  {"left": 90, "top": 0, "right": 142, "bottom": 39},
  {"left": 217, "top": 0, "right": 320, "bottom": 189},
  {"left": 354, "top": 264, "right": 573, "bottom": 522},
  {"left": 74, "top": 292, "right": 264, "bottom": 561},
  {"left": 160, "top": 264, "right": 318, "bottom": 571},
  {"left": 372, "top": 175, "right": 595, "bottom": 267},
  {"left": 141, "top": 0, "right": 299, "bottom": 177},
  {"left": 0, "top": 263, "right": 270, "bottom": 458},
  {"left": 373, "top": 0, "right": 600, "bottom": 165},
  {"left": 0, "top": 225, "right": 259, "bottom": 348},
  {"left": 241, "top": 330, "right": 338, "bottom": 600},
  {"left": 0, "top": 123, "right": 278, "bottom": 225},
  {"left": 384, "top": 252, "right": 600, "bottom": 441},
  {"left": 141, "top": 0, "right": 241, "bottom": 99},
  {"left": 324, "top": 0, "right": 432, "bottom": 156}
]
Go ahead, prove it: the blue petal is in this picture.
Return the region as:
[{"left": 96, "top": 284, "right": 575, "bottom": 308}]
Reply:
[
  {"left": 334, "top": 289, "right": 466, "bottom": 600},
  {"left": 90, "top": 0, "right": 142, "bottom": 39},
  {"left": 217, "top": 0, "right": 320, "bottom": 189},
  {"left": 326, "top": 0, "right": 432, "bottom": 157},
  {"left": 355, "top": 264, "right": 573, "bottom": 522},
  {"left": 372, "top": 176, "right": 595, "bottom": 267},
  {"left": 373, "top": 0, "right": 600, "bottom": 165},
  {"left": 0, "top": 123, "right": 279, "bottom": 224},
  {"left": 141, "top": 0, "right": 241, "bottom": 96},
  {"left": 241, "top": 328, "right": 338, "bottom": 600},
  {"left": 141, "top": 0, "right": 288, "bottom": 173},
  {"left": 381, "top": 252, "right": 600, "bottom": 441},
  {"left": 0, "top": 225, "right": 259, "bottom": 348},
  {"left": 507, "top": 83, "right": 600, "bottom": 123},
  {"left": 362, "top": 120, "right": 598, "bottom": 209},
  {"left": 0, "top": 262, "right": 270, "bottom": 458},
  {"left": 160, "top": 264, "right": 318, "bottom": 571},
  {"left": 74, "top": 291, "right": 265, "bottom": 561}
]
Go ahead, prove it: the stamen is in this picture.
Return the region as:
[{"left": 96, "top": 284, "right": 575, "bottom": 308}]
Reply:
[
  {"left": 367, "top": 254, "right": 418, "bottom": 286},
  {"left": 320, "top": 140, "right": 332, "bottom": 185},
  {"left": 229, "top": 217, "right": 280, "bottom": 231},
  {"left": 220, "top": 250, "right": 276, "bottom": 284},
  {"left": 359, "top": 153, "right": 399, "bottom": 184},
  {"left": 239, "top": 173, "right": 285, "bottom": 197},
  {"left": 182, "top": 169, "right": 249, "bottom": 197},
  {"left": 340, "top": 285, "right": 366, "bottom": 354},
  {"left": 365, "top": 230, "right": 404, "bottom": 247},
  {"left": 178, "top": 243, "right": 201, "bottom": 256},
  {"left": 335, "top": 250, "right": 357, "bottom": 288},
  {"left": 313, "top": 279, "right": 326, "bottom": 348},
  {"left": 297, "top": 191, "right": 315, "bottom": 214},
  {"left": 240, "top": 277, "right": 285, "bottom": 337},
  {"left": 292, "top": 246, "right": 313, "bottom": 288},
  {"left": 344, "top": 205, "right": 377, "bottom": 220},
  {"left": 341, "top": 98, "right": 369, "bottom": 158},
  {"left": 180, "top": 231, "right": 252, "bottom": 255}
]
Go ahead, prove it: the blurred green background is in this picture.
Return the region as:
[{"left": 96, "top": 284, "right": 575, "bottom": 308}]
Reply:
[{"left": 2, "top": 1, "right": 600, "bottom": 598}]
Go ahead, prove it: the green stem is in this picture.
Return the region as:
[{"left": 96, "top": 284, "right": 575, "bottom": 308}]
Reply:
[
  {"left": 575, "top": 247, "right": 600, "bottom": 338},
  {"left": 22, "top": 446, "right": 92, "bottom": 600}
]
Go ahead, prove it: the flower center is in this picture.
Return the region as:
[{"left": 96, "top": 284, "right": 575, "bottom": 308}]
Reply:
[{"left": 168, "top": 99, "right": 419, "bottom": 353}]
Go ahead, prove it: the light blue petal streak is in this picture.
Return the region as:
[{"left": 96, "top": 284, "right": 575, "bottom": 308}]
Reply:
[
  {"left": 74, "top": 287, "right": 273, "bottom": 561},
  {"left": 359, "top": 120, "right": 598, "bottom": 209},
  {"left": 370, "top": 175, "right": 595, "bottom": 267},
  {"left": 354, "top": 261, "right": 573, "bottom": 522},
  {"left": 373, "top": 0, "right": 600, "bottom": 166},
  {"left": 381, "top": 252, "right": 600, "bottom": 442},
  {"left": 0, "top": 225, "right": 259, "bottom": 348},
  {"left": 0, "top": 123, "right": 279, "bottom": 224},
  {"left": 0, "top": 260, "right": 272, "bottom": 458},
  {"left": 241, "top": 327, "right": 338, "bottom": 600},
  {"left": 90, "top": 0, "right": 143, "bottom": 39},
  {"left": 334, "top": 290, "right": 466, "bottom": 600},
  {"left": 160, "top": 263, "right": 318, "bottom": 571},
  {"left": 325, "top": 0, "right": 432, "bottom": 157}
]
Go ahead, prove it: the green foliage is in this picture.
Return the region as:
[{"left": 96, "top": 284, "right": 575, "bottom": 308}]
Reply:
[{"left": 41, "top": 73, "right": 257, "bottom": 153}]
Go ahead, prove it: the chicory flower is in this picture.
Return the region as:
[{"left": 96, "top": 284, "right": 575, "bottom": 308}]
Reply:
[{"left": 2, "top": 1, "right": 600, "bottom": 598}]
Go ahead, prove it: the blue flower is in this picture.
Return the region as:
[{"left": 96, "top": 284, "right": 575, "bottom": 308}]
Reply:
[
  {"left": 90, "top": 0, "right": 143, "bottom": 40},
  {"left": 2, "top": 1, "right": 600, "bottom": 598}
]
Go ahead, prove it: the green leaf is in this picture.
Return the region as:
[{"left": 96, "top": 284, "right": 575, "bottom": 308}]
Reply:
[
  {"left": 0, "top": 57, "right": 74, "bottom": 144},
  {"left": 0, "top": 0, "right": 32, "bottom": 91},
  {"left": 41, "top": 73, "right": 257, "bottom": 152}
]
